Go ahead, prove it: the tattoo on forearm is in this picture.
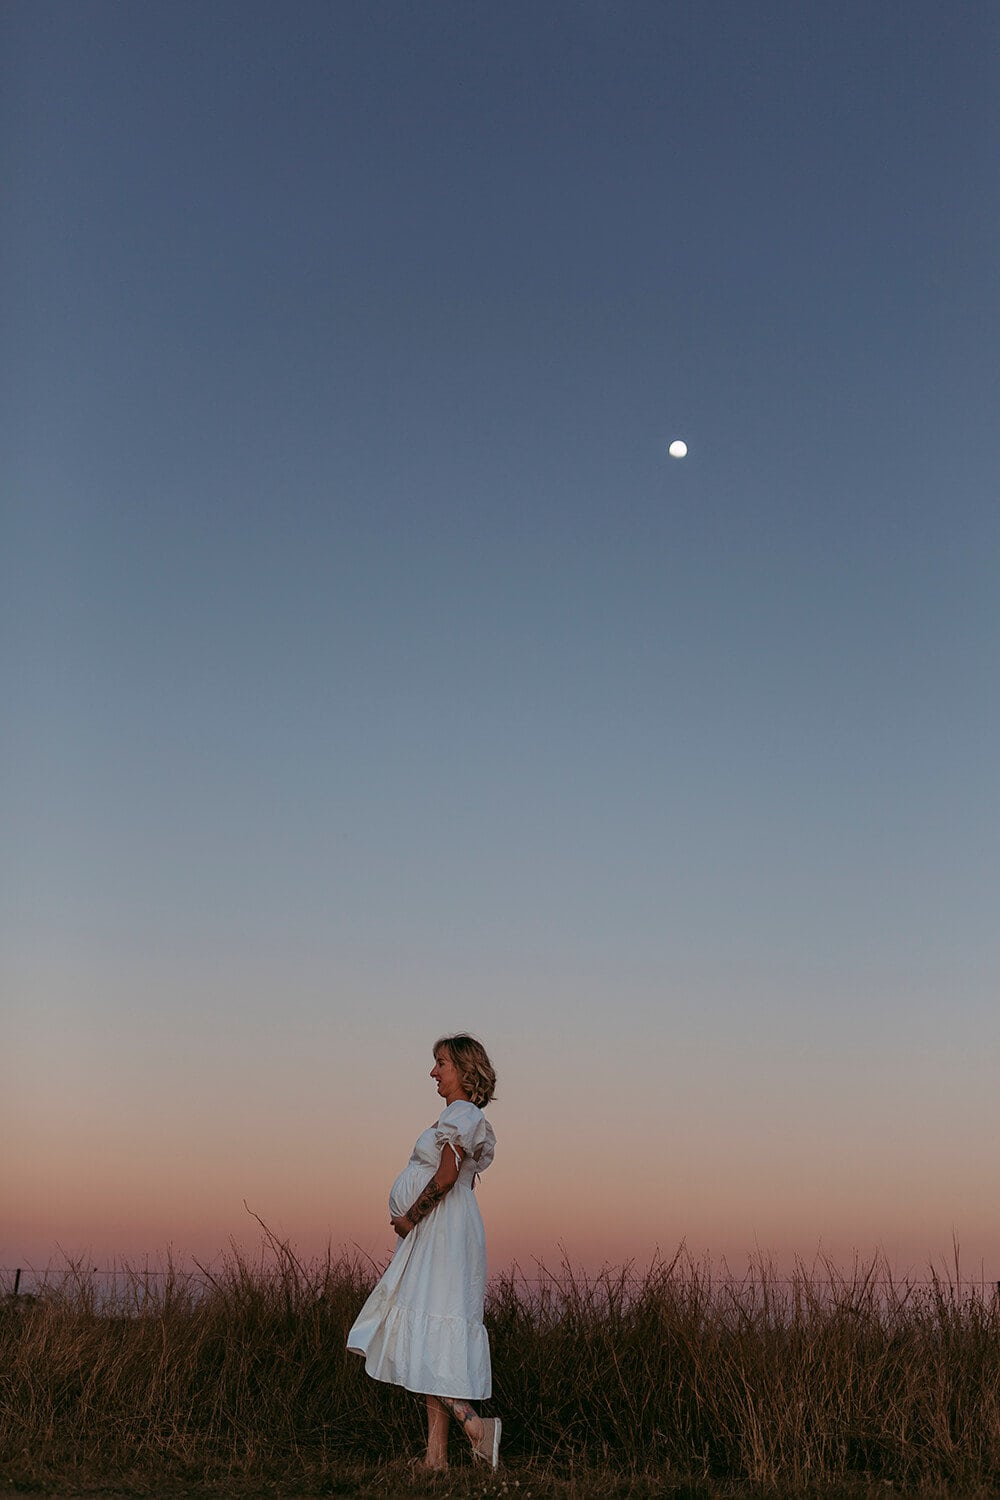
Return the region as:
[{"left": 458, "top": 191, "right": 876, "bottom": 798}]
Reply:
[{"left": 404, "top": 1176, "right": 448, "bottom": 1225}]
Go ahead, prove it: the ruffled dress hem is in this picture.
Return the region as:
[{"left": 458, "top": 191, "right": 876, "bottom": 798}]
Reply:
[{"left": 347, "top": 1300, "right": 492, "bottom": 1398}]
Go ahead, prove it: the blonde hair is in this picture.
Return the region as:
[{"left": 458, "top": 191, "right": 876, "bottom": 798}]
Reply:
[{"left": 434, "top": 1034, "right": 496, "bottom": 1108}]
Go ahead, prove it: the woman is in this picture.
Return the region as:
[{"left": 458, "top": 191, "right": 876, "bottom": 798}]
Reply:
[{"left": 347, "top": 1034, "right": 500, "bottom": 1471}]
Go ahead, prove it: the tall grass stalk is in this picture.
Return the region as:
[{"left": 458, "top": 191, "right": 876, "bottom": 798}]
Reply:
[{"left": 2, "top": 1239, "right": 998, "bottom": 1492}]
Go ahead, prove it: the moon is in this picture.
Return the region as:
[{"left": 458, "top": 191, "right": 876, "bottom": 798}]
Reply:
[{"left": 668, "top": 439, "right": 688, "bottom": 459}]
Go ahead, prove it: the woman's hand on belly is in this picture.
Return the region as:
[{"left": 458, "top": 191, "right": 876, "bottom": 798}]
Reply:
[{"left": 392, "top": 1143, "right": 465, "bottom": 1235}]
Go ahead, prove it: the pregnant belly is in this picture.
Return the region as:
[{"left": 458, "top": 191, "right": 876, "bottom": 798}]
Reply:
[{"left": 389, "top": 1162, "right": 434, "bottom": 1219}]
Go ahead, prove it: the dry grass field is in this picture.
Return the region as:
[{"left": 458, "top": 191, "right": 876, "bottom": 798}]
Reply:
[{"left": 2, "top": 1235, "right": 998, "bottom": 1497}]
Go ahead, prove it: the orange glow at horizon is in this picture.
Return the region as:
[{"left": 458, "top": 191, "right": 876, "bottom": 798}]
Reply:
[
  {"left": 7, "top": 978, "right": 999, "bottom": 1285},
  {"left": 7, "top": 1115, "right": 998, "bottom": 1285}
]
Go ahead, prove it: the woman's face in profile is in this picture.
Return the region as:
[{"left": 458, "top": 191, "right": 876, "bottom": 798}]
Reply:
[{"left": 430, "top": 1048, "right": 466, "bottom": 1102}]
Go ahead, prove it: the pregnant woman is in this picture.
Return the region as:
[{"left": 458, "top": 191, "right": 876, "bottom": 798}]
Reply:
[{"left": 347, "top": 1034, "right": 500, "bottom": 1472}]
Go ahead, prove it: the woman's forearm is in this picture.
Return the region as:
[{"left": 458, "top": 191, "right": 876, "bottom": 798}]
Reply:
[{"left": 403, "top": 1173, "right": 453, "bottom": 1227}]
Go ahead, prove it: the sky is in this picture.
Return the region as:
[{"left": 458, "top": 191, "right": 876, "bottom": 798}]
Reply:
[{"left": 3, "top": 0, "right": 999, "bottom": 1288}]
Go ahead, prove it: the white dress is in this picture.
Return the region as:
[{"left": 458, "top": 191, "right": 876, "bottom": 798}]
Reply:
[{"left": 347, "top": 1099, "right": 496, "bottom": 1399}]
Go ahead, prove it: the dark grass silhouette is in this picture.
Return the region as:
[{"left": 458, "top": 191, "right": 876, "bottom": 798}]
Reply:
[{"left": 2, "top": 1233, "right": 999, "bottom": 1495}]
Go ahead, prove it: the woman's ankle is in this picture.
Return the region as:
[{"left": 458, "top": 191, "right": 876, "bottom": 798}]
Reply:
[{"left": 461, "top": 1411, "right": 484, "bottom": 1444}]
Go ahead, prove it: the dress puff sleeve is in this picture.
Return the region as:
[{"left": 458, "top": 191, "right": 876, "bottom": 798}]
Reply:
[{"left": 434, "top": 1101, "right": 496, "bottom": 1174}]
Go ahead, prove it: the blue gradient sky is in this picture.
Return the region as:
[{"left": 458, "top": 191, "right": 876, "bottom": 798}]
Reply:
[{"left": 3, "top": 1, "right": 999, "bottom": 1280}]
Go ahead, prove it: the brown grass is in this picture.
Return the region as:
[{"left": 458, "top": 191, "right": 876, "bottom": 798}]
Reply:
[{"left": 1, "top": 1236, "right": 998, "bottom": 1495}]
